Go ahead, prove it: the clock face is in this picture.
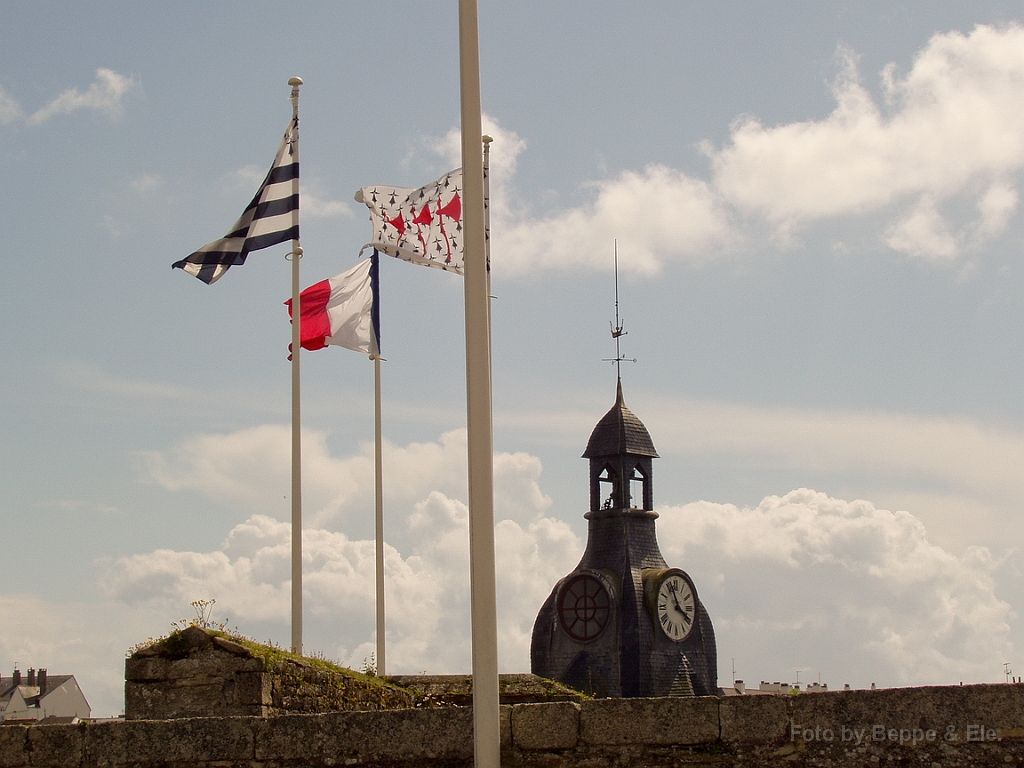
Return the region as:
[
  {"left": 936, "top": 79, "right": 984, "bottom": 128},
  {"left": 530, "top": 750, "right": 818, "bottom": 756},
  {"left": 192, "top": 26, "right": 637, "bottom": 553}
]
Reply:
[
  {"left": 657, "top": 573, "right": 696, "bottom": 641},
  {"left": 558, "top": 573, "right": 611, "bottom": 642}
]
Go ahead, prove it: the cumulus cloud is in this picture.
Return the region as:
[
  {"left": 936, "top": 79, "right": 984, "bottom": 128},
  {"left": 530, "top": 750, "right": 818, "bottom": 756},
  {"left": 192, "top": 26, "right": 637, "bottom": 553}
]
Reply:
[
  {"left": 885, "top": 196, "right": 960, "bottom": 259},
  {"left": 427, "top": 25, "right": 1024, "bottom": 271},
  {"left": 710, "top": 25, "right": 1024, "bottom": 258},
  {"left": 27, "top": 68, "right": 137, "bottom": 125},
  {"left": 97, "top": 504, "right": 579, "bottom": 675},
  {"left": 55, "top": 361, "right": 196, "bottom": 401},
  {"left": 129, "top": 173, "right": 162, "bottom": 193},
  {"left": 429, "top": 115, "right": 731, "bottom": 275},
  {"left": 123, "top": 425, "right": 574, "bottom": 671},
  {"left": 301, "top": 190, "right": 351, "bottom": 218},
  {"left": 643, "top": 396, "right": 1024, "bottom": 515},
  {"left": 116, "top": 426, "right": 1016, "bottom": 692},
  {"left": 139, "top": 427, "right": 553, "bottom": 540},
  {"left": 0, "top": 86, "right": 22, "bottom": 125},
  {"left": 658, "top": 489, "right": 1013, "bottom": 687}
]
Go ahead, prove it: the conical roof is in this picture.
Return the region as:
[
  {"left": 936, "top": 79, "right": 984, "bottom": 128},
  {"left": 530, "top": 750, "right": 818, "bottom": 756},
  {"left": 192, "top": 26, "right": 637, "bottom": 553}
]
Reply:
[{"left": 582, "top": 380, "right": 659, "bottom": 459}]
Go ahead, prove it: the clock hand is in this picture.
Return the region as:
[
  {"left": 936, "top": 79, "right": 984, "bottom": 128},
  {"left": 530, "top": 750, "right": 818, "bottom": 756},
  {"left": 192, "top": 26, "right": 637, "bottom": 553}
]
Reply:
[{"left": 670, "top": 591, "right": 691, "bottom": 623}]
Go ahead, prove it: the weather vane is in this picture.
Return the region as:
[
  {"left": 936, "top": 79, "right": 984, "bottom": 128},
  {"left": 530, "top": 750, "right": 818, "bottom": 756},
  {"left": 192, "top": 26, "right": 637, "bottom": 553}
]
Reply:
[{"left": 602, "top": 240, "right": 636, "bottom": 381}]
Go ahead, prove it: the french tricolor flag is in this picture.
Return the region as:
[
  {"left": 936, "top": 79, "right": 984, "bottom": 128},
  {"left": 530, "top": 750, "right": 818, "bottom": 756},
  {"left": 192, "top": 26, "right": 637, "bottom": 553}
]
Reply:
[{"left": 286, "top": 253, "right": 380, "bottom": 357}]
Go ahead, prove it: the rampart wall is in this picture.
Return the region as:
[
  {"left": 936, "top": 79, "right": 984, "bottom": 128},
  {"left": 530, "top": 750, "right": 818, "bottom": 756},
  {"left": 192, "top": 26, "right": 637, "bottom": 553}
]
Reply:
[{"left": 1, "top": 683, "right": 1023, "bottom": 767}]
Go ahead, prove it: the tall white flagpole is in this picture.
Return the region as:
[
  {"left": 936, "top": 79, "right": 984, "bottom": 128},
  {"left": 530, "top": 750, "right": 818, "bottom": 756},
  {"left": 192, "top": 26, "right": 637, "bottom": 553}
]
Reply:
[
  {"left": 287, "top": 75, "right": 304, "bottom": 656},
  {"left": 373, "top": 352, "right": 386, "bottom": 675},
  {"left": 458, "top": 3, "right": 501, "bottom": 767}
]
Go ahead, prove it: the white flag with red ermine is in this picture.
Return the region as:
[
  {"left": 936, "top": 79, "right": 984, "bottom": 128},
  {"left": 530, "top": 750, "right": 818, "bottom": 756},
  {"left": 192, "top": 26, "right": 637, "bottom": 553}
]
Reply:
[{"left": 355, "top": 169, "right": 464, "bottom": 274}]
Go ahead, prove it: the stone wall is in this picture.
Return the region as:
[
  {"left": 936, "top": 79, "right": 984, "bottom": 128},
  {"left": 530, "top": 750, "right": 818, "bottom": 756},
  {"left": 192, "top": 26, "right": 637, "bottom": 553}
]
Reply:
[
  {"left": 125, "top": 626, "right": 413, "bottom": 719},
  {"left": 2, "top": 683, "right": 1023, "bottom": 767}
]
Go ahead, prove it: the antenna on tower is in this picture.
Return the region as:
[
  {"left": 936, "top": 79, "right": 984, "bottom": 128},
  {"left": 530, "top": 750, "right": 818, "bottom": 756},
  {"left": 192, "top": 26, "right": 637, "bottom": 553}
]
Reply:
[{"left": 602, "top": 240, "right": 636, "bottom": 380}]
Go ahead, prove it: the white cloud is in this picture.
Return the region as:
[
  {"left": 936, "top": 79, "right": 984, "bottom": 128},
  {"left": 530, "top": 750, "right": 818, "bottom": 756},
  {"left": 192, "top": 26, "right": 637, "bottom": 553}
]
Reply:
[
  {"left": 301, "top": 189, "right": 351, "bottom": 218},
  {"left": 658, "top": 489, "right": 1013, "bottom": 687},
  {"left": 429, "top": 115, "right": 731, "bottom": 276},
  {"left": 497, "top": 164, "right": 730, "bottom": 275},
  {"left": 55, "top": 361, "right": 196, "bottom": 401},
  {"left": 885, "top": 196, "right": 960, "bottom": 259},
  {"left": 109, "top": 428, "right": 582, "bottom": 675},
  {"left": 117, "top": 426, "right": 1019, "bottom": 693},
  {"left": 19, "top": 420, "right": 1017, "bottom": 715},
  {"left": 0, "top": 85, "right": 22, "bottom": 125},
  {"left": 27, "top": 68, "right": 137, "bottom": 125},
  {"left": 129, "top": 173, "right": 163, "bottom": 193},
  {"left": 709, "top": 25, "right": 1024, "bottom": 258},
  {"left": 973, "top": 180, "right": 1019, "bottom": 242},
  {"left": 500, "top": 394, "right": 1024, "bottom": 555},
  {"left": 137, "top": 427, "right": 552, "bottom": 546},
  {"left": 230, "top": 164, "right": 267, "bottom": 191},
  {"left": 419, "top": 25, "right": 1024, "bottom": 271},
  {"left": 643, "top": 396, "right": 1024, "bottom": 513},
  {"left": 97, "top": 499, "right": 583, "bottom": 676}
]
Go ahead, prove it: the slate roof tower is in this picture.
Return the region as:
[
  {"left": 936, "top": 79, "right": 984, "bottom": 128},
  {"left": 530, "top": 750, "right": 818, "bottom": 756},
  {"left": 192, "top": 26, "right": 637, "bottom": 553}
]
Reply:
[{"left": 530, "top": 381, "right": 718, "bottom": 697}]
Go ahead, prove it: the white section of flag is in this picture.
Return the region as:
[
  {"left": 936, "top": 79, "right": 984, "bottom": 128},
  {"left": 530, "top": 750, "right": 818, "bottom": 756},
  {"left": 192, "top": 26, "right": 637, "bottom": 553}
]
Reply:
[
  {"left": 287, "top": 257, "right": 378, "bottom": 356},
  {"left": 356, "top": 169, "right": 463, "bottom": 274}
]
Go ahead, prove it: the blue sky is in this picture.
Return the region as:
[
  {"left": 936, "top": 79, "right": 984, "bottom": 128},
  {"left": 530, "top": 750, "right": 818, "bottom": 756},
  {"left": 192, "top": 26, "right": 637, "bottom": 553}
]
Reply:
[{"left": 3, "top": 1, "right": 1024, "bottom": 716}]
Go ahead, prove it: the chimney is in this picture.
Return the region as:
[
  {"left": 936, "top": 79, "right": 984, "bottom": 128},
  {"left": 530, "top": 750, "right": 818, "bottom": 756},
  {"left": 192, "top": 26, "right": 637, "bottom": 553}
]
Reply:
[
  {"left": 38, "top": 669, "right": 47, "bottom": 695},
  {"left": 734, "top": 679, "right": 745, "bottom": 694},
  {"left": 27, "top": 668, "right": 36, "bottom": 686},
  {"left": 12, "top": 669, "right": 21, "bottom": 685}
]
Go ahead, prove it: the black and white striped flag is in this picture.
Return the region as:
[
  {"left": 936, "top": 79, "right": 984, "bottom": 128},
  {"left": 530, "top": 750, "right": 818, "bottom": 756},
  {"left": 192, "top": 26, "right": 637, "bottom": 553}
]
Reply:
[{"left": 173, "top": 116, "right": 299, "bottom": 284}]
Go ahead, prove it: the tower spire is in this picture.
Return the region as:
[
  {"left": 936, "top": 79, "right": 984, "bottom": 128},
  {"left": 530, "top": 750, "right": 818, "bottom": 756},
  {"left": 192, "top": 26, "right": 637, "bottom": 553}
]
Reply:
[{"left": 603, "top": 240, "right": 636, "bottom": 380}]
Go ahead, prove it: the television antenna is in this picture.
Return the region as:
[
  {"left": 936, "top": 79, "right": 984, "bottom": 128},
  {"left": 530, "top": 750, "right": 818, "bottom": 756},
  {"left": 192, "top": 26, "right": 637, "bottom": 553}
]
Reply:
[{"left": 602, "top": 240, "right": 636, "bottom": 380}]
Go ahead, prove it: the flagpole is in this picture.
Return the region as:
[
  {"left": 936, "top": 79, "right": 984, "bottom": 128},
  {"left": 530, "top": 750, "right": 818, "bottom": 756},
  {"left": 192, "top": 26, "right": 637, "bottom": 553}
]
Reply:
[
  {"left": 287, "top": 75, "right": 304, "bottom": 656},
  {"left": 373, "top": 352, "right": 386, "bottom": 676},
  {"left": 482, "top": 134, "right": 493, "bottom": 342},
  {"left": 458, "top": 3, "right": 500, "bottom": 768}
]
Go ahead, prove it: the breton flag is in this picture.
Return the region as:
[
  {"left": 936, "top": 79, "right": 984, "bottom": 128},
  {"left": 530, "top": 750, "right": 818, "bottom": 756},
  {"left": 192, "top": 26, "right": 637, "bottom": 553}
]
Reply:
[
  {"left": 355, "top": 169, "right": 463, "bottom": 274},
  {"left": 173, "top": 116, "right": 300, "bottom": 284},
  {"left": 285, "top": 253, "right": 380, "bottom": 356}
]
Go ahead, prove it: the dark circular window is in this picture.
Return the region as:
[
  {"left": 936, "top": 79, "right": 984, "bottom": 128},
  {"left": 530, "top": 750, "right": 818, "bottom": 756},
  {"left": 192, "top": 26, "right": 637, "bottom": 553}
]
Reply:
[{"left": 557, "top": 573, "right": 611, "bottom": 642}]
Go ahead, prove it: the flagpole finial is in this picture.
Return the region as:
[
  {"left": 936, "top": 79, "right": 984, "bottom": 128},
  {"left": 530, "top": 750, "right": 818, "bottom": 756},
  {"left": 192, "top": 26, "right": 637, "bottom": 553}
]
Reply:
[
  {"left": 288, "top": 76, "right": 303, "bottom": 87},
  {"left": 482, "top": 134, "right": 493, "bottom": 143}
]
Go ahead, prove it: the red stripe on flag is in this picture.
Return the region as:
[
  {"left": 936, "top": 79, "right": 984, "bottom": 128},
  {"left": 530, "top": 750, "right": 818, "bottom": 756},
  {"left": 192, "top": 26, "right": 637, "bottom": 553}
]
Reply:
[{"left": 285, "top": 279, "right": 333, "bottom": 351}]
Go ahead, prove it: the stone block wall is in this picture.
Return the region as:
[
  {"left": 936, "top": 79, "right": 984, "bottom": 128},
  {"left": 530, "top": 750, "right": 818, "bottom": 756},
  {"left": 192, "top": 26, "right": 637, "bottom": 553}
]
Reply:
[
  {"left": 2, "top": 683, "right": 1023, "bottom": 767},
  {"left": 124, "top": 626, "right": 412, "bottom": 719}
]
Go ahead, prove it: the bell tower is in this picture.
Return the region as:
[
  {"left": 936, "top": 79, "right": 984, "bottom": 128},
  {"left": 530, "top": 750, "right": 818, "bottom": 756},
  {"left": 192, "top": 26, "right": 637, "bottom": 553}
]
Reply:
[
  {"left": 530, "top": 247, "right": 716, "bottom": 696},
  {"left": 530, "top": 383, "right": 718, "bottom": 697}
]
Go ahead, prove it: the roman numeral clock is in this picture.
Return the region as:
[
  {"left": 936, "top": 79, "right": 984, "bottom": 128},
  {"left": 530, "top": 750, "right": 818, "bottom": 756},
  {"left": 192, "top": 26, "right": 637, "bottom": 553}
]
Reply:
[{"left": 531, "top": 382, "right": 719, "bottom": 698}]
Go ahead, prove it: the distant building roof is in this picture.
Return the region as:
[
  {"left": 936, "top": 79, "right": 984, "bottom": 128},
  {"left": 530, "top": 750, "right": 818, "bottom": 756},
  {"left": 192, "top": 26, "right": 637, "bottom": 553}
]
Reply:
[
  {"left": 0, "top": 676, "right": 74, "bottom": 705},
  {"left": 582, "top": 381, "right": 659, "bottom": 459}
]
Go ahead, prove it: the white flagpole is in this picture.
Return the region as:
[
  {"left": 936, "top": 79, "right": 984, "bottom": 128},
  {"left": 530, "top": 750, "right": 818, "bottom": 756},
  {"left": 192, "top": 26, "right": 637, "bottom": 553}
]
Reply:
[
  {"left": 287, "top": 75, "right": 304, "bottom": 656},
  {"left": 373, "top": 352, "right": 386, "bottom": 675},
  {"left": 483, "top": 133, "right": 493, "bottom": 334},
  {"left": 458, "top": 3, "right": 500, "bottom": 767}
]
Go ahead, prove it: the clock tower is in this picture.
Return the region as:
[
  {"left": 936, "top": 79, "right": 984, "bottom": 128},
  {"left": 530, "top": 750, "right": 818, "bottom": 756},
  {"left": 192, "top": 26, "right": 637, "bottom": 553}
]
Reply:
[{"left": 530, "top": 381, "right": 718, "bottom": 697}]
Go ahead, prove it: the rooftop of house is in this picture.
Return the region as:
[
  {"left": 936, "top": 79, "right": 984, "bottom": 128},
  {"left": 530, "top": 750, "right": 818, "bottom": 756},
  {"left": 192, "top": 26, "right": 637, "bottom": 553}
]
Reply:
[{"left": 0, "top": 671, "right": 74, "bottom": 705}]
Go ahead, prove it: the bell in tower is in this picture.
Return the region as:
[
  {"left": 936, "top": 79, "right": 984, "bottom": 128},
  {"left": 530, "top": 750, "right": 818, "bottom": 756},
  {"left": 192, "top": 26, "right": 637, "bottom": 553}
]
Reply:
[{"left": 530, "top": 381, "right": 718, "bottom": 698}]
